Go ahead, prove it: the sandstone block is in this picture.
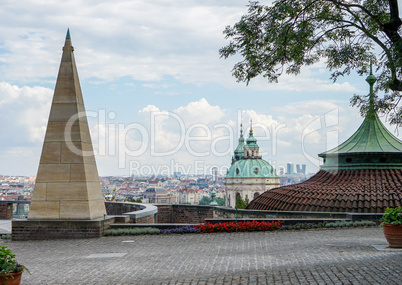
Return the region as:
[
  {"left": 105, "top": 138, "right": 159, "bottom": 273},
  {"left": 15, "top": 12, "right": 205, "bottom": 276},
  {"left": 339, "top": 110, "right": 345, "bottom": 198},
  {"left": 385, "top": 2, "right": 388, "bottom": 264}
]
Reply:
[
  {"left": 31, "top": 183, "right": 47, "bottom": 201},
  {"left": 28, "top": 201, "right": 60, "bottom": 219},
  {"left": 35, "top": 164, "right": 70, "bottom": 183}
]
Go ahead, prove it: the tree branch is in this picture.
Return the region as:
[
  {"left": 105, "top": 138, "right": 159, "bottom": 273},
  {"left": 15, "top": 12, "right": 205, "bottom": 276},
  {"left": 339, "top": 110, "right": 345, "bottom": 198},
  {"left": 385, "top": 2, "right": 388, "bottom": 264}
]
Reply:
[
  {"left": 312, "top": 24, "right": 354, "bottom": 46},
  {"left": 382, "top": 0, "right": 402, "bottom": 44},
  {"left": 324, "top": 0, "right": 383, "bottom": 28}
]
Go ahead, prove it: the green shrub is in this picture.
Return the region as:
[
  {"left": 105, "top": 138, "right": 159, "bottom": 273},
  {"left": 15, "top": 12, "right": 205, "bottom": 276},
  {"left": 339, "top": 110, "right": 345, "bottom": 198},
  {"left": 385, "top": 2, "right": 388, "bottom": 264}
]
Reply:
[
  {"left": 0, "top": 246, "right": 30, "bottom": 279},
  {"left": 235, "top": 195, "right": 247, "bottom": 209},
  {"left": 380, "top": 207, "right": 402, "bottom": 226},
  {"left": 104, "top": 227, "right": 161, "bottom": 236},
  {"left": 325, "top": 220, "right": 376, "bottom": 228},
  {"left": 280, "top": 223, "right": 326, "bottom": 230}
]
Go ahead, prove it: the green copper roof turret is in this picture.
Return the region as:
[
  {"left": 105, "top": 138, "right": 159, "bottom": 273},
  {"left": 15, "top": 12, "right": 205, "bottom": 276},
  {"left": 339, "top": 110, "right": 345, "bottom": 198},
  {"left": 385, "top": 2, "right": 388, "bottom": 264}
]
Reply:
[
  {"left": 210, "top": 188, "right": 218, "bottom": 206},
  {"left": 66, "top": 28, "right": 71, "bottom": 40},
  {"left": 234, "top": 124, "right": 245, "bottom": 161},
  {"left": 246, "top": 120, "right": 258, "bottom": 147},
  {"left": 366, "top": 62, "right": 376, "bottom": 118},
  {"left": 319, "top": 65, "right": 402, "bottom": 170}
]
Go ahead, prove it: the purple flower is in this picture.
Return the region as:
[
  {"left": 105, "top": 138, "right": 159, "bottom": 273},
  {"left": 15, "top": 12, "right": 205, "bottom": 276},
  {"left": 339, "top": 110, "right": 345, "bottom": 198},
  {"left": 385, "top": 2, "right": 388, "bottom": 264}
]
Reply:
[{"left": 161, "top": 226, "right": 201, "bottom": 235}]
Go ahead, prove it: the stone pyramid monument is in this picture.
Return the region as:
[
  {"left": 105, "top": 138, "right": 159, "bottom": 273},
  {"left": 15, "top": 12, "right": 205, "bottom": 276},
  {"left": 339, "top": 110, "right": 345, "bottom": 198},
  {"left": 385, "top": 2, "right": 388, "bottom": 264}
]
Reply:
[{"left": 28, "top": 30, "right": 106, "bottom": 220}]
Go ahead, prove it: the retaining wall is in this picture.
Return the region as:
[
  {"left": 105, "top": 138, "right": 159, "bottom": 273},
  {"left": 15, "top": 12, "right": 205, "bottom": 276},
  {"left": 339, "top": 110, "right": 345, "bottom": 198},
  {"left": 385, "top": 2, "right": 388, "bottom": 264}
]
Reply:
[
  {"left": 105, "top": 202, "right": 157, "bottom": 224},
  {"left": 154, "top": 205, "right": 382, "bottom": 224},
  {"left": 213, "top": 207, "right": 347, "bottom": 220},
  {"left": 12, "top": 217, "right": 115, "bottom": 241},
  {"left": 0, "top": 202, "right": 13, "bottom": 219},
  {"left": 156, "top": 205, "right": 213, "bottom": 223}
]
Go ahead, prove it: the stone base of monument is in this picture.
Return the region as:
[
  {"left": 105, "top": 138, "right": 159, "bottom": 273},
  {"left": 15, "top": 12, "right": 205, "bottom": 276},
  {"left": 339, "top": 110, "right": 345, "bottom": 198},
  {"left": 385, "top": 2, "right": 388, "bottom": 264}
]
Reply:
[{"left": 11, "top": 216, "right": 118, "bottom": 241}]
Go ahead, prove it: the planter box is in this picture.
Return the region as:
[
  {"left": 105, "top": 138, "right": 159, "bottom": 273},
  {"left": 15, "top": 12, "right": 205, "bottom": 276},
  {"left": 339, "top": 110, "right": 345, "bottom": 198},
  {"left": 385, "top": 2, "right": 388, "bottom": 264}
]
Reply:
[
  {"left": 383, "top": 224, "right": 402, "bottom": 248},
  {"left": 0, "top": 270, "right": 23, "bottom": 285}
]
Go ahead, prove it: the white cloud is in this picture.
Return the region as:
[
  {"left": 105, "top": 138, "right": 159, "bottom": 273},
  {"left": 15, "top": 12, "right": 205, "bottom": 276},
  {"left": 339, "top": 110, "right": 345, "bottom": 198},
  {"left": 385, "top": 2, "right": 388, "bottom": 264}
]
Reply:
[
  {"left": 245, "top": 66, "right": 362, "bottom": 93},
  {"left": 274, "top": 100, "right": 345, "bottom": 119},
  {"left": 0, "top": 82, "right": 52, "bottom": 143},
  {"left": 0, "top": 1, "right": 245, "bottom": 84},
  {"left": 174, "top": 98, "right": 226, "bottom": 125},
  {"left": 87, "top": 98, "right": 232, "bottom": 175},
  {"left": 0, "top": 0, "right": 363, "bottom": 93},
  {"left": 0, "top": 147, "right": 41, "bottom": 176}
]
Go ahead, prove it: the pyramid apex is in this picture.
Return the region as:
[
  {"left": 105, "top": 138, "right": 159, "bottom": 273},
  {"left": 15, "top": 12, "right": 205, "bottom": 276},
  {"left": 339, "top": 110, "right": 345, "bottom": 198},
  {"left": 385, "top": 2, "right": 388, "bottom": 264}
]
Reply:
[{"left": 62, "top": 29, "right": 74, "bottom": 53}]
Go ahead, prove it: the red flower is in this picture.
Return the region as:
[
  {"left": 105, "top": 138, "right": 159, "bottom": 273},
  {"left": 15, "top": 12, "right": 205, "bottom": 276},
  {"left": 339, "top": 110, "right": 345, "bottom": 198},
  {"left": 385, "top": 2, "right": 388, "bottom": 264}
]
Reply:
[{"left": 194, "top": 221, "right": 283, "bottom": 233}]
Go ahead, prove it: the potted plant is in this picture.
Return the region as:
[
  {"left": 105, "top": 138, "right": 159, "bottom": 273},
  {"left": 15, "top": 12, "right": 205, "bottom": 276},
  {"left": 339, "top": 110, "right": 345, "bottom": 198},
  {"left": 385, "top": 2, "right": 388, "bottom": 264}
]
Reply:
[
  {"left": 0, "top": 246, "right": 29, "bottom": 285},
  {"left": 380, "top": 206, "right": 402, "bottom": 248}
]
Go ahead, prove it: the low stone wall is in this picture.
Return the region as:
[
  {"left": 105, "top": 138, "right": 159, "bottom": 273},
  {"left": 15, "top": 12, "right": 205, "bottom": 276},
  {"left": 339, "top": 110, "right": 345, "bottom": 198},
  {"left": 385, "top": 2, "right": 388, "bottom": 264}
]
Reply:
[
  {"left": 12, "top": 217, "right": 116, "bottom": 241},
  {"left": 205, "top": 218, "right": 346, "bottom": 225},
  {"left": 8, "top": 202, "right": 382, "bottom": 240},
  {"left": 156, "top": 205, "right": 213, "bottom": 223},
  {"left": 346, "top": 213, "right": 384, "bottom": 221},
  {"left": 157, "top": 205, "right": 174, "bottom": 223},
  {"left": 11, "top": 202, "right": 157, "bottom": 240},
  {"left": 105, "top": 202, "right": 142, "bottom": 215},
  {"left": 0, "top": 202, "right": 13, "bottom": 219},
  {"left": 155, "top": 205, "right": 348, "bottom": 224},
  {"left": 105, "top": 202, "right": 157, "bottom": 224},
  {"left": 135, "top": 215, "right": 155, "bottom": 224},
  {"left": 213, "top": 207, "right": 347, "bottom": 220}
]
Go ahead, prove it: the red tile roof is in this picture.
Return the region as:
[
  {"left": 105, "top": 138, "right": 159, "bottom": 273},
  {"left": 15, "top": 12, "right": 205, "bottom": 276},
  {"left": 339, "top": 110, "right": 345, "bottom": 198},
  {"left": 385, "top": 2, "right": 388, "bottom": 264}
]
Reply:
[{"left": 247, "top": 169, "right": 402, "bottom": 213}]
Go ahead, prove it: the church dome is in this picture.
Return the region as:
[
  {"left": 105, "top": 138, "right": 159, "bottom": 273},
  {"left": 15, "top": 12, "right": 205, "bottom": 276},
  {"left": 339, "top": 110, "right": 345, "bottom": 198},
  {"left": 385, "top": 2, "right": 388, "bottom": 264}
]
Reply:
[
  {"left": 226, "top": 122, "right": 280, "bottom": 208},
  {"left": 227, "top": 158, "right": 277, "bottom": 178}
]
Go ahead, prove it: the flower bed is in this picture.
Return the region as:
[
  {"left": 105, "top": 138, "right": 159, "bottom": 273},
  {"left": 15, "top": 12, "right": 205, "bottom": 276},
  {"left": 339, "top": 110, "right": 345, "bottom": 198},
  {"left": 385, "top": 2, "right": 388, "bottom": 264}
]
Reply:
[
  {"left": 193, "top": 220, "right": 283, "bottom": 233},
  {"left": 104, "top": 220, "right": 378, "bottom": 236},
  {"left": 161, "top": 226, "right": 201, "bottom": 235}
]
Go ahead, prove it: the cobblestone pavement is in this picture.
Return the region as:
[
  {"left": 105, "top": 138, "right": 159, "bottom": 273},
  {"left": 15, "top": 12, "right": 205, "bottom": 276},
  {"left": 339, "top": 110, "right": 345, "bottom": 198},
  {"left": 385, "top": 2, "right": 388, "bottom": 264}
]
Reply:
[{"left": 1, "top": 227, "right": 401, "bottom": 284}]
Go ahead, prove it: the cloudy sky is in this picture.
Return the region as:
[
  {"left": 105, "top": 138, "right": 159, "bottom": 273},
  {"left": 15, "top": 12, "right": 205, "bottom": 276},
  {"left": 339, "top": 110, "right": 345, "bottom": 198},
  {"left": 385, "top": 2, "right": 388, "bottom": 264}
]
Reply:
[{"left": 0, "top": 0, "right": 399, "bottom": 177}]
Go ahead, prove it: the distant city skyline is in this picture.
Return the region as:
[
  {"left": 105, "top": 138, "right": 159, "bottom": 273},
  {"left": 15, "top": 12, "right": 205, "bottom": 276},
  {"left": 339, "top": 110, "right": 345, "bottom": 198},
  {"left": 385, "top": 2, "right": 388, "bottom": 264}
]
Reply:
[{"left": 1, "top": 0, "right": 401, "bottom": 177}]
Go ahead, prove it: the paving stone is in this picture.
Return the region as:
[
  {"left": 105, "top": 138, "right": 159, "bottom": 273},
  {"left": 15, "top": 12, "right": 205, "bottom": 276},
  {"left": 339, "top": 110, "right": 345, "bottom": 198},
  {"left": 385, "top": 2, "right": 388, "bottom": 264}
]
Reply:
[{"left": 1, "top": 227, "right": 401, "bottom": 284}]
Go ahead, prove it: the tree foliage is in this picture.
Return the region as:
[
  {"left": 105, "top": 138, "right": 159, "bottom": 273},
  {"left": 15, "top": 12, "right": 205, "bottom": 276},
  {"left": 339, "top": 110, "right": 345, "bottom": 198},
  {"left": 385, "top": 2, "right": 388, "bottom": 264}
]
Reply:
[
  {"left": 126, "top": 197, "right": 142, "bottom": 203},
  {"left": 199, "top": 196, "right": 212, "bottom": 205},
  {"left": 216, "top": 197, "right": 225, "bottom": 206},
  {"left": 236, "top": 195, "right": 248, "bottom": 209},
  {"left": 198, "top": 196, "right": 225, "bottom": 206},
  {"left": 220, "top": 0, "right": 402, "bottom": 123}
]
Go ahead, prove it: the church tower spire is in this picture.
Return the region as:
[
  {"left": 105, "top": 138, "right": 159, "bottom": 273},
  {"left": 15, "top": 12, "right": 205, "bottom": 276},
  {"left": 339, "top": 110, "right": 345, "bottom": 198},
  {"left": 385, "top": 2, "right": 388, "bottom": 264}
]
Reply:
[
  {"left": 245, "top": 119, "right": 260, "bottom": 158},
  {"left": 234, "top": 124, "right": 245, "bottom": 161}
]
